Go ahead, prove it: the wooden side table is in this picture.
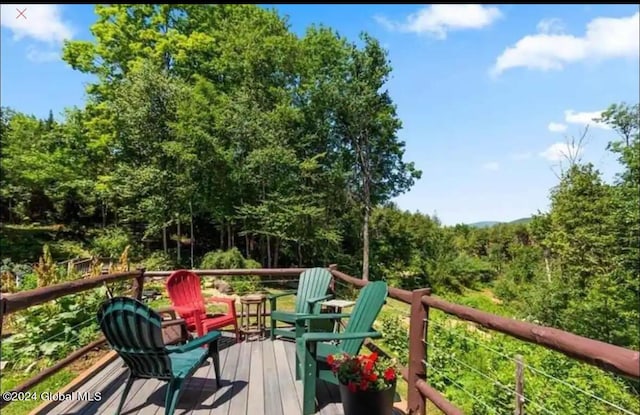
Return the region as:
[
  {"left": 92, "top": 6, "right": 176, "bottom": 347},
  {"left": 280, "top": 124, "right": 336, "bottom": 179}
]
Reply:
[{"left": 240, "top": 294, "right": 267, "bottom": 341}]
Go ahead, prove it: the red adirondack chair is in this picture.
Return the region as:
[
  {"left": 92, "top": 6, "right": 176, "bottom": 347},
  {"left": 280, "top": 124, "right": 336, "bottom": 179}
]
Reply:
[{"left": 166, "top": 270, "right": 240, "bottom": 342}]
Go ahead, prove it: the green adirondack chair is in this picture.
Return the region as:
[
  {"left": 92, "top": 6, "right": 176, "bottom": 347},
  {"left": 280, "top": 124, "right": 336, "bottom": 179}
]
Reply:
[
  {"left": 294, "top": 281, "right": 388, "bottom": 415},
  {"left": 97, "top": 297, "right": 223, "bottom": 415},
  {"left": 269, "top": 267, "right": 333, "bottom": 340}
]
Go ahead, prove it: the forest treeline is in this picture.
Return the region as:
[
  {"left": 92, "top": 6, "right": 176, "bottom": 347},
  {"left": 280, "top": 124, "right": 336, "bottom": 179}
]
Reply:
[{"left": 0, "top": 5, "right": 638, "bottom": 352}]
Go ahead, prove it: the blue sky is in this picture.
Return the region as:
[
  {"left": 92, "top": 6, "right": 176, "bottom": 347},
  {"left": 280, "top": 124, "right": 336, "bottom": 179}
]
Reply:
[{"left": 2, "top": 5, "right": 639, "bottom": 225}]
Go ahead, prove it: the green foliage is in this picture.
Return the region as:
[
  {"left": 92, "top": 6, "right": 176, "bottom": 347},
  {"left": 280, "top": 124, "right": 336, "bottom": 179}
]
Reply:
[
  {"left": 1, "top": 288, "right": 107, "bottom": 370},
  {"left": 19, "top": 273, "right": 38, "bottom": 291},
  {"left": 49, "top": 240, "right": 90, "bottom": 259},
  {"left": 200, "top": 248, "right": 262, "bottom": 293},
  {"left": 89, "top": 227, "right": 133, "bottom": 258},
  {"left": 200, "top": 247, "right": 248, "bottom": 269},
  {"left": 378, "top": 315, "right": 408, "bottom": 366},
  {"left": 140, "top": 251, "right": 176, "bottom": 271},
  {"left": 377, "top": 303, "right": 640, "bottom": 415}
]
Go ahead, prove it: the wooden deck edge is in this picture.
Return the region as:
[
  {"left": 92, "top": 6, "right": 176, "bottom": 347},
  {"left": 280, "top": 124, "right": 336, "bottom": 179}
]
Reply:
[{"left": 27, "top": 350, "right": 119, "bottom": 415}]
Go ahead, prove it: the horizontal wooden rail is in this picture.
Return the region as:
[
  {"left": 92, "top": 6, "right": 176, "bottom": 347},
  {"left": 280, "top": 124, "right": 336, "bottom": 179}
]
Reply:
[
  {"left": 421, "top": 295, "right": 640, "bottom": 380},
  {"left": 1, "top": 271, "right": 141, "bottom": 315},
  {"left": 332, "top": 268, "right": 640, "bottom": 380},
  {"left": 330, "top": 269, "right": 412, "bottom": 303},
  {"left": 1, "top": 268, "right": 313, "bottom": 316},
  {"left": 415, "top": 379, "right": 464, "bottom": 415}
]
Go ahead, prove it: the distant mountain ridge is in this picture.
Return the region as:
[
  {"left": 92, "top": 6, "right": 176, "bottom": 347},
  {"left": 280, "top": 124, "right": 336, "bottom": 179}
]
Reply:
[{"left": 467, "top": 217, "right": 532, "bottom": 228}]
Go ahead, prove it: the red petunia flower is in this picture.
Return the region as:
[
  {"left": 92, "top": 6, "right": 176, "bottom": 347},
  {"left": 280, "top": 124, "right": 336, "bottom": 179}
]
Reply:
[
  {"left": 347, "top": 381, "right": 357, "bottom": 393},
  {"left": 359, "top": 379, "right": 369, "bottom": 391},
  {"left": 384, "top": 368, "right": 396, "bottom": 381},
  {"left": 364, "top": 358, "right": 374, "bottom": 373},
  {"left": 368, "top": 372, "right": 378, "bottom": 382},
  {"left": 369, "top": 352, "right": 378, "bottom": 362},
  {"left": 327, "top": 355, "right": 335, "bottom": 365}
]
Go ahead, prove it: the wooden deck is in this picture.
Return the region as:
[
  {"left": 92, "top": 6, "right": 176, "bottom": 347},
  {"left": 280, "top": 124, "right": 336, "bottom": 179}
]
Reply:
[{"left": 39, "top": 336, "right": 346, "bottom": 415}]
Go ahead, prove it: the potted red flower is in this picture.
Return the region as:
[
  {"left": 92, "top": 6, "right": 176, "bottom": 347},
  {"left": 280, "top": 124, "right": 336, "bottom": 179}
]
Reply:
[{"left": 327, "top": 351, "right": 398, "bottom": 415}]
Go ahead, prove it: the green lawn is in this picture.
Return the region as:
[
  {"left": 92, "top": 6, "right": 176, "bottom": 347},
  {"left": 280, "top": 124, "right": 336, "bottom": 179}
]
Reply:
[{"left": 1, "top": 368, "right": 81, "bottom": 415}]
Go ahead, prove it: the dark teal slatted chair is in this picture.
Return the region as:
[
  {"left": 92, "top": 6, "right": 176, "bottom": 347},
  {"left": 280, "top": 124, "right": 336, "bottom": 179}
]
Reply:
[
  {"left": 97, "top": 297, "right": 222, "bottom": 415},
  {"left": 269, "top": 267, "right": 333, "bottom": 340},
  {"left": 295, "top": 281, "right": 388, "bottom": 415}
]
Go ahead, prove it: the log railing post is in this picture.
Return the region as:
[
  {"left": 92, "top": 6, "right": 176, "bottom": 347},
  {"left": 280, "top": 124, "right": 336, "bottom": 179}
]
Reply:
[
  {"left": 407, "top": 288, "right": 431, "bottom": 415},
  {"left": 328, "top": 264, "right": 338, "bottom": 294},
  {"left": 132, "top": 268, "right": 146, "bottom": 300}
]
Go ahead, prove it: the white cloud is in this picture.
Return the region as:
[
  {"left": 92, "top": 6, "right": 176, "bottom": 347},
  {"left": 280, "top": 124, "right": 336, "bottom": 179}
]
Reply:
[
  {"left": 482, "top": 161, "right": 500, "bottom": 171},
  {"left": 0, "top": 4, "right": 73, "bottom": 44},
  {"left": 540, "top": 142, "right": 583, "bottom": 162},
  {"left": 548, "top": 122, "right": 568, "bottom": 133},
  {"left": 536, "top": 18, "right": 566, "bottom": 35},
  {"left": 511, "top": 152, "right": 532, "bottom": 160},
  {"left": 564, "top": 109, "right": 610, "bottom": 129},
  {"left": 375, "top": 5, "right": 502, "bottom": 39},
  {"left": 25, "top": 45, "right": 60, "bottom": 63},
  {"left": 491, "top": 12, "right": 639, "bottom": 75}
]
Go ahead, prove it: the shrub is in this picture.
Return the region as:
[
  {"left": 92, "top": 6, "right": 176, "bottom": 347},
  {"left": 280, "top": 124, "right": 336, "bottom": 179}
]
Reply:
[
  {"left": 89, "top": 227, "right": 133, "bottom": 258},
  {"left": 199, "top": 248, "right": 261, "bottom": 294},
  {"left": 139, "top": 251, "right": 176, "bottom": 271},
  {"left": 378, "top": 315, "right": 409, "bottom": 365},
  {"left": 49, "top": 241, "right": 90, "bottom": 260},
  {"left": 200, "top": 247, "right": 247, "bottom": 269}
]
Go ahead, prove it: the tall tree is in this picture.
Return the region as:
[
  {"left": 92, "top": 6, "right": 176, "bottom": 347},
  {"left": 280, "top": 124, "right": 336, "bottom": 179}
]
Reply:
[{"left": 334, "top": 34, "right": 421, "bottom": 280}]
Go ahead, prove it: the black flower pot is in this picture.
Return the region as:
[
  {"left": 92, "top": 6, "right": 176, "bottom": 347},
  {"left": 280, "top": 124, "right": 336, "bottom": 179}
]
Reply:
[{"left": 339, "top": 383, "right": 396, "bottom": 415}]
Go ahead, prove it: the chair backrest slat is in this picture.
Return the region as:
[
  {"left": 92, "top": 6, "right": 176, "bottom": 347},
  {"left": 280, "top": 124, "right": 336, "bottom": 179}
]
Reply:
[
  {"left": 166, "top": 270, "right": 206, "bottom": 323},
  {"left": 97, "top": 297, "right": 173, "bottom": 379},
  {"left": 294, "top": 268, "right": 333, "bottom": 314},
  {"left": 340, "top": 281, "right": 388, "bottom": 355}
]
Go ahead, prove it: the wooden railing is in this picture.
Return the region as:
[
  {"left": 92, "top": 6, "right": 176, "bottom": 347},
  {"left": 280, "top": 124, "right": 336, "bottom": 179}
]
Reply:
[
  {"left": 329, "top": 267, "right": 640, "bottom": 415},
  {"left": 0, "top": 267, "right": 305, "bottom": 408},
  {"left": 0, "top": 265, "right": 638, "bottom": 414}
]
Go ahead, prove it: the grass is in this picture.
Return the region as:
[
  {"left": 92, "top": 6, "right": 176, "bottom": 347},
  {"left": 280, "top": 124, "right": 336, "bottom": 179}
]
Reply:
[
  {"left": 0, "top": 370, "right": 77, "bottom": 415},
  {"left": 0, "top": 349, "right": 109, "bottom": 415}
]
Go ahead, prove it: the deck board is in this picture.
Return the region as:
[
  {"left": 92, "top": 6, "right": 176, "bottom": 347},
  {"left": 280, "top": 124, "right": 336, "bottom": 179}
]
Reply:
[
  {"left": 274, "top": 340, "right": 301, "bottom": 414},
  {"left": 227, "top": 341, "right": 251, "bottom": 415},
  {"left": 245, "top": 342, "right": 264, "bottom": 415},
  {"left": 283, "top": 340, "right": 303, "bottom": 407},
  {"left": 53, "top": 358, "right": 127, "bottom": 415},
  {"left": 261, "top": 339, "right": 284, "bottom": 415},
  {"left": 36, "top": 335, "right": 343, "bottom": 415}
]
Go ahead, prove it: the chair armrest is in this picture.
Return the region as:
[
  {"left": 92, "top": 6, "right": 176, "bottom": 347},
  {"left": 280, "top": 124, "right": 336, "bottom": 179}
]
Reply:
[
  {"left": 294, "top": 313, "right": 351, "bottom": 322},
  {"left": 156, "top": 306, "right": 177, "bottom": 320},
  {"left": 307, "top": 294, "right": 333, "bottom": 306},
  {"left": 173, "top": 305, "right": 198, "bottom": 318},
  {"left": 300, "top": 331, "right": 382, "bottom": 343},
  {"left": 161, "top": 318, "right": 186, "bottom": 328},
  {"left": 168, "top": 330, "right": 221, "bottom": 353},
  {"left": 267, "top": 290, "right": 296, "bottom": 300}
]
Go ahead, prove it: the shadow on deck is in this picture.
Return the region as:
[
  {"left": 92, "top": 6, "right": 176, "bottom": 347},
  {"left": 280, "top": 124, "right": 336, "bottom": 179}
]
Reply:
[{"left": 38, "top": 335, "right": 346, "bottom": 415}]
